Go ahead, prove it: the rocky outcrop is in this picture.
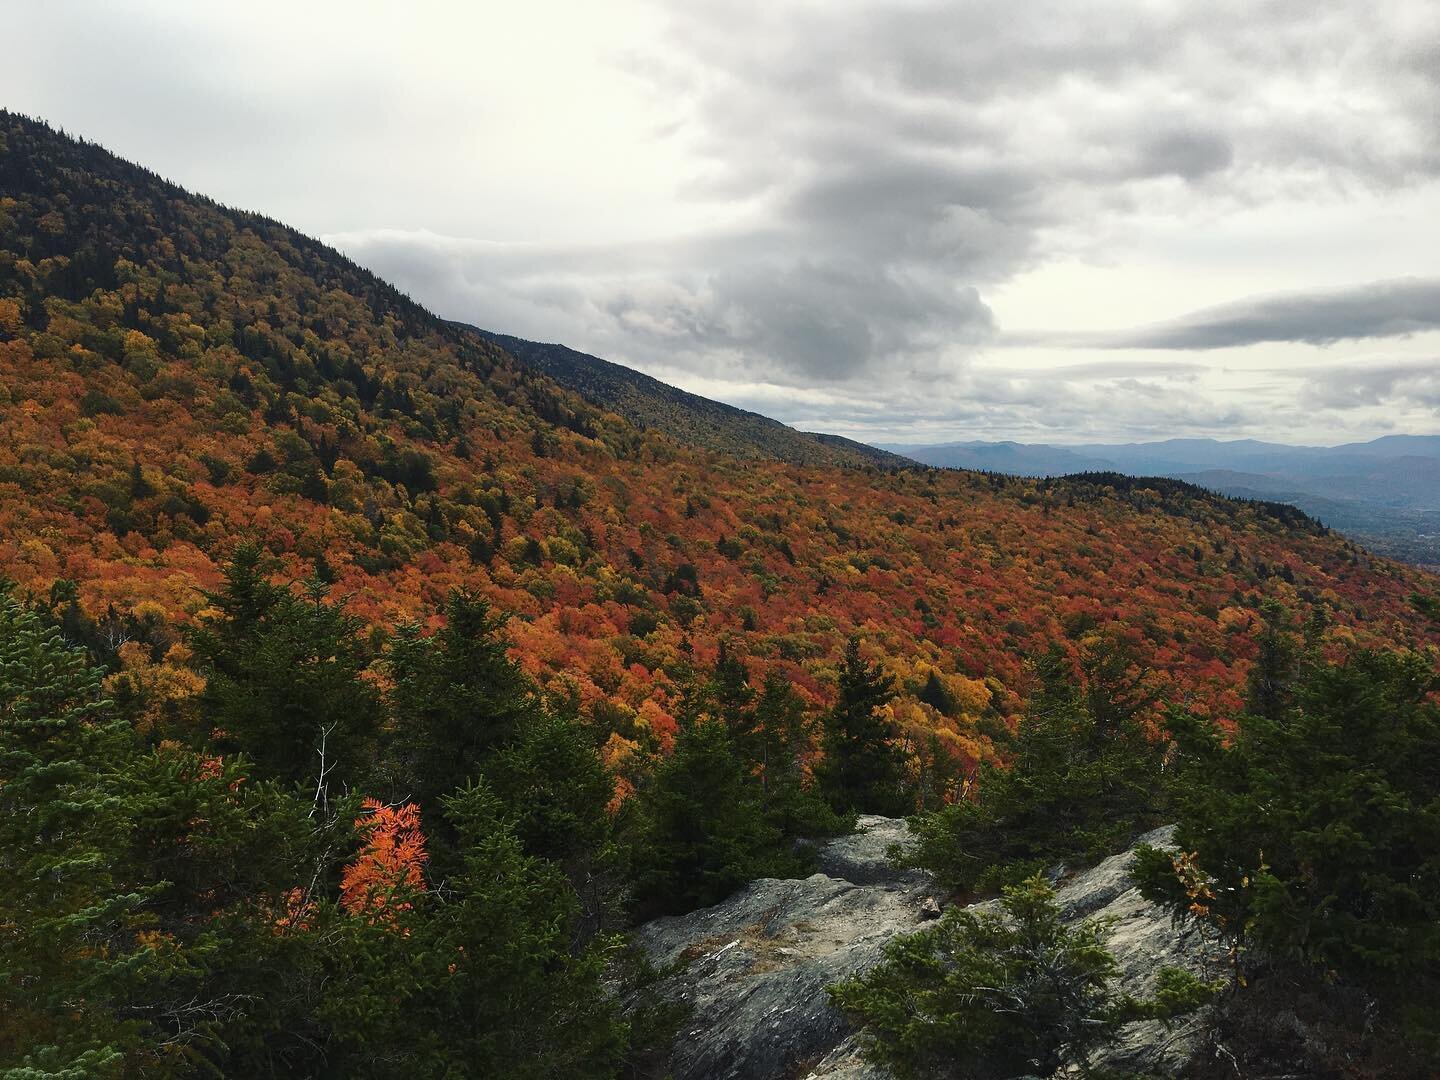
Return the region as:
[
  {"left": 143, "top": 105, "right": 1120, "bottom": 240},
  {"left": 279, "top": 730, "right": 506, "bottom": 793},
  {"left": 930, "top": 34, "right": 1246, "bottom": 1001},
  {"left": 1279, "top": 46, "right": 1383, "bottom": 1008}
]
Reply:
[
  {"left": 633, "top": 818, "right": 1221, "bottom": 1080},
  {"left": 632, "top": 817, "right": 936, "bottom": 1080},
  {"left": 1053, "top": 827, "right": 1220, "bottom": 1077}
]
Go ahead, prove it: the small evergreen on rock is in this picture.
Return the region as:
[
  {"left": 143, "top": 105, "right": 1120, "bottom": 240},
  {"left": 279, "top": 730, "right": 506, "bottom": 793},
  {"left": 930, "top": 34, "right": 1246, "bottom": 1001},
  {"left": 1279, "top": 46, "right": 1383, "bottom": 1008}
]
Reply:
[
  {"left": 909, "top": 636, "right": 1169, "bottom": 891},
  {"left": 831, "top": 875, "right": 1214, "bottom": 1080}
]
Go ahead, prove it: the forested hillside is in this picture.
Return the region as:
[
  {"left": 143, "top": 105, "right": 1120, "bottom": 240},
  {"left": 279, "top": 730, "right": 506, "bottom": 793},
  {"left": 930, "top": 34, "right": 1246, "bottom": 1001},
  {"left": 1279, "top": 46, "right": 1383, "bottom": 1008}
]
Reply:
[
  {"left": 887, "top": 436, "right": 1440, "bottom": 568},
  {"left": 1, "top": 110, "right": 1438, "bottom": 776}
]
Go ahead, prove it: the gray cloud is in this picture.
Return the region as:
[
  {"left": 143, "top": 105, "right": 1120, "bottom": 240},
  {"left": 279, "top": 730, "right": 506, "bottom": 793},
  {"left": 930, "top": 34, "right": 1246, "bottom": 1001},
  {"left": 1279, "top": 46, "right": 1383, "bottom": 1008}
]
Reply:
[
  {"left": 337, "top": 0, "right": 1439, "bottom": 396},
  {"left": 1301, "top": 358, "right": 1440, "bottom": 410},
  {"left": 1081, "top": 278, "right": 1440, "bottom": 350}
]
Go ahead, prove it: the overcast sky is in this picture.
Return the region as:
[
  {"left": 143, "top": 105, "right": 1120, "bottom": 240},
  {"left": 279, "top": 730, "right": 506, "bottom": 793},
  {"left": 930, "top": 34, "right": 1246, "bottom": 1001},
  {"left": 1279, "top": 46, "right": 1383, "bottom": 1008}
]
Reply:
[{"left": 7, "top": 0, "right": 1439, "bottom": 445}]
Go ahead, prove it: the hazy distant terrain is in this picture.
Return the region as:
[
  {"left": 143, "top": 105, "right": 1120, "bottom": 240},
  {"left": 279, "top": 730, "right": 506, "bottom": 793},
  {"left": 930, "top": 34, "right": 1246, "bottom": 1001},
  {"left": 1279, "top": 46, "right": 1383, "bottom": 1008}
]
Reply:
[{"left": 881, "top": 436, "right": 1440, "bottom": 568}]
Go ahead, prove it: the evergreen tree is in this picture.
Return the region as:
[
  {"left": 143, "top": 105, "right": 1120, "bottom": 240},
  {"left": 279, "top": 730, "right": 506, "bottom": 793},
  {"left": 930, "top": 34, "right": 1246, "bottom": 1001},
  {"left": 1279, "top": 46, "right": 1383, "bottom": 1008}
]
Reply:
[
  {"left": 0, "top": 589, "right": 330, "bottom": 1078},
  {"left": 385, "top": 589, "right": 624, "bottom": 939},
  {"left": 831, "top": 875, "right": 1214, "bottom": 1080},
  {"left": 627, "top": 718, "right": 803, "bottom": 918},
  {"left": 0, "top": 590, "right": 147, "bottom": 1076},
  {"left": 709, "top": 637, "right": 755, "bottom": 741},
  {"left": 1134, "top": 647, "right": 1440, "bottom": 1069},
  {"left": 909, "top": 732, "right": 969, "bottom": 814},
  {"left": 488, "top": 712, "right": 624, "bottom": 938},
  {"left": 316, "top": 783, "right": 629, "bottom": 1079},
  {"left": 189, "top": 545, "right": 381, "bottom": 789},
  {"left": 386, "top": 588, "right": 540, "bottom": 817},
  {"left": 750, "top": 670, "right": 851, "bottom": 838},
  {"left": 917, "top": 669, "right": 958, "bottom": 716},
  {"left": 816, "top": 638, "right": 910, "bottom": 817},
  {"left": 121, "top": 751, "right": 340, "bottom": 1078},
  {"left": 1243, "top": 598, "right": 1306, "bottom": 721},
  {"left": 910, "top": 636, "right": 1167, "bottom": 891}
]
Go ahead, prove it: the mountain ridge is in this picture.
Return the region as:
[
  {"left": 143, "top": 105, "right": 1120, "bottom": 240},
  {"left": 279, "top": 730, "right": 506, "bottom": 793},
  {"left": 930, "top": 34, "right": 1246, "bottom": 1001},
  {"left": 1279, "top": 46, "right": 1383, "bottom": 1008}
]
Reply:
[{"left": 469, "top": 327, "right": 911, "bottom": 469}]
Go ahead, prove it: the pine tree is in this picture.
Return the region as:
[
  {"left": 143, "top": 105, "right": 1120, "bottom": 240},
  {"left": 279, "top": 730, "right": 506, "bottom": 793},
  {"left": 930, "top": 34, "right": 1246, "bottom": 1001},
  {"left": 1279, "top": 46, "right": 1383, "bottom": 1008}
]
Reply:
[
  {"left": 488, "top": 712, "right": 623, "bottom": 937},
  {"left": 189, "top": 545, "right": 381, "bottom": 789},
  {"left": 816, "top": 638, "right": 910, "bottom": 817},
  {"left": 627, "top": 717, "right": 802, "bottom": 918},
  {"left": 710, "top": 637, "right": 755, "bottom": 739},
  {"left": 1243, "top": 598, "right": 1306, "bottom": 720}
]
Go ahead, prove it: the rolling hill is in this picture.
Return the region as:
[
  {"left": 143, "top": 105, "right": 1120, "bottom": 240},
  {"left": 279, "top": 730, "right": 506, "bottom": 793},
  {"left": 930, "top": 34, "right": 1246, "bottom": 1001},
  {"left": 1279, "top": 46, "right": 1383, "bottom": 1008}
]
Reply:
[{"left": 2, "top": 108, "right": 1439, "bottom": 772}]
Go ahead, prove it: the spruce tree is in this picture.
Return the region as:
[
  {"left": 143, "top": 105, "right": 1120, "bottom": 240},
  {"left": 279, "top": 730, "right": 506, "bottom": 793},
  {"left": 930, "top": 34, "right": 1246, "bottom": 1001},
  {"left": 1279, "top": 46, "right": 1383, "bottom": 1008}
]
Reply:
[
  {"left": 488, "top": 712, "right": 624, "bottom": 937},
  {"left": 386, "top": 588, "right": 540, "bottom": 816},
  {"left": 831, "top": 875, "right": 1214, "bottom": 1080},
  {"left": 1135, "top": 647, "right": 1440, "bottom": 1067},
  {"left": 0, "top": 590, "right": 323, "bottom": 1077},
  {"left": 315, "top": 782, "right": 629, "bottom": 1079},
  {"left": 816, "top": 637, "right": 910, "bottom": 817},
  {"left": 710, "top": 637, "right": 756, "bottom": 740},
  {"left": 750, "top": 669, "right": 851, "bottom": 837},
  {"left": 628, "top": 717, "right": 802, "bottom": 918},
  {"left": 0, "top": 590, "right": 146, "bottom": 1076},
  {"left": 189, "top": 545, "right": 381, "bottom": 789},
  {"left": 910, "top": 636, "right": 1167, "bottom": 891}
]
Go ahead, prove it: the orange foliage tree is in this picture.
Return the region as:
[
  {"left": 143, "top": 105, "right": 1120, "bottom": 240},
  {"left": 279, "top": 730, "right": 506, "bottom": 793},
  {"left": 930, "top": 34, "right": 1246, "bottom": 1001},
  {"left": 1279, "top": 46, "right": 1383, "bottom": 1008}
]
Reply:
[{"left": 340, "top": 798, "right": 429, "bottom": 921}]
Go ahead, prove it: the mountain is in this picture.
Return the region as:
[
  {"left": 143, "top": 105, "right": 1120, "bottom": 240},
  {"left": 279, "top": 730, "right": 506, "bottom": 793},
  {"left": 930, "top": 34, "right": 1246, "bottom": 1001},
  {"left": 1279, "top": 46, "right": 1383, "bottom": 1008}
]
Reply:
[
  {"left": 884, "top": 436, "right": 1440, "bottom": 567},
  {"left": 470, "top": 329, "right": 908, "bottom": 469},
  {"left": 2, "top": 108, "right": 1438, "bottom": 750}
]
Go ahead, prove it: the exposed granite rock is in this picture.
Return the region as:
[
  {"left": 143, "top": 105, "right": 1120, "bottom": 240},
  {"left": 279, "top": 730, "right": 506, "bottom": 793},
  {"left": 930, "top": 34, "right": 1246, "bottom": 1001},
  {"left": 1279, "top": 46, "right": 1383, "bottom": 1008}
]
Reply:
[
  {"left": 810, "top": 814, "right": 925, "bottom": 886},
  {"left": 1052, "top": 826, "right": 1221, "bottom": 1077},
  {"left": 634, "top": 820, "right": 1221, "bottom": 1080},
  {"left": 633, "top": 816, "right": 936, "bottom": 1080}
]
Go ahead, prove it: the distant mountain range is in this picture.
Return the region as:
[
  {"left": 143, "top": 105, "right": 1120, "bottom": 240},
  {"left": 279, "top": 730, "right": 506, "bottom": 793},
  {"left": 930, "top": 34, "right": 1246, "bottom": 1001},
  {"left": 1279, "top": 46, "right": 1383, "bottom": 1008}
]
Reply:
[
  {"left": 880, "top": 436, "right": 1440, "bottom": 567},
  {"left": 468, "top": 329, "right": 908, "bottom": 470}
]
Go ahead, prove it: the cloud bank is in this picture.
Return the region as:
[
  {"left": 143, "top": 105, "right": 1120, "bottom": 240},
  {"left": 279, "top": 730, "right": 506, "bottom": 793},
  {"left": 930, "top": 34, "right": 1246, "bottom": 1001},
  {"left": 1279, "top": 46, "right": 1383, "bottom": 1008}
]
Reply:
[
  {"left": 1038, "top": 278, "right": 1440, "bottom": 350},
  {"left": 330, "top": 0, "right": 1440, "bottom": 440}
]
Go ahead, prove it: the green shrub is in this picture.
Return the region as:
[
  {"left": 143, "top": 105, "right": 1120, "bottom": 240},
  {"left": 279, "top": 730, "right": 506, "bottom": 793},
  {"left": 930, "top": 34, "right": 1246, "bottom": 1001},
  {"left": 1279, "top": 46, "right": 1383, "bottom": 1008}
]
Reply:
[
  {"left": 1133, "top": 646, "right": 1440, "bottom": 1070},
  {"left": 831, "top": 875, "right": 1214, "bottom": 1080}
]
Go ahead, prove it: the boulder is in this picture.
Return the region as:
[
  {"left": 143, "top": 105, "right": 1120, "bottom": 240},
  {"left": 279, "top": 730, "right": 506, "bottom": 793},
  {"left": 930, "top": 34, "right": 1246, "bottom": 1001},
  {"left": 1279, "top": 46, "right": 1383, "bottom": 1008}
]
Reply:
[{"left": 633, "top": 820, "right": 1223, "bottom": 1080}]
